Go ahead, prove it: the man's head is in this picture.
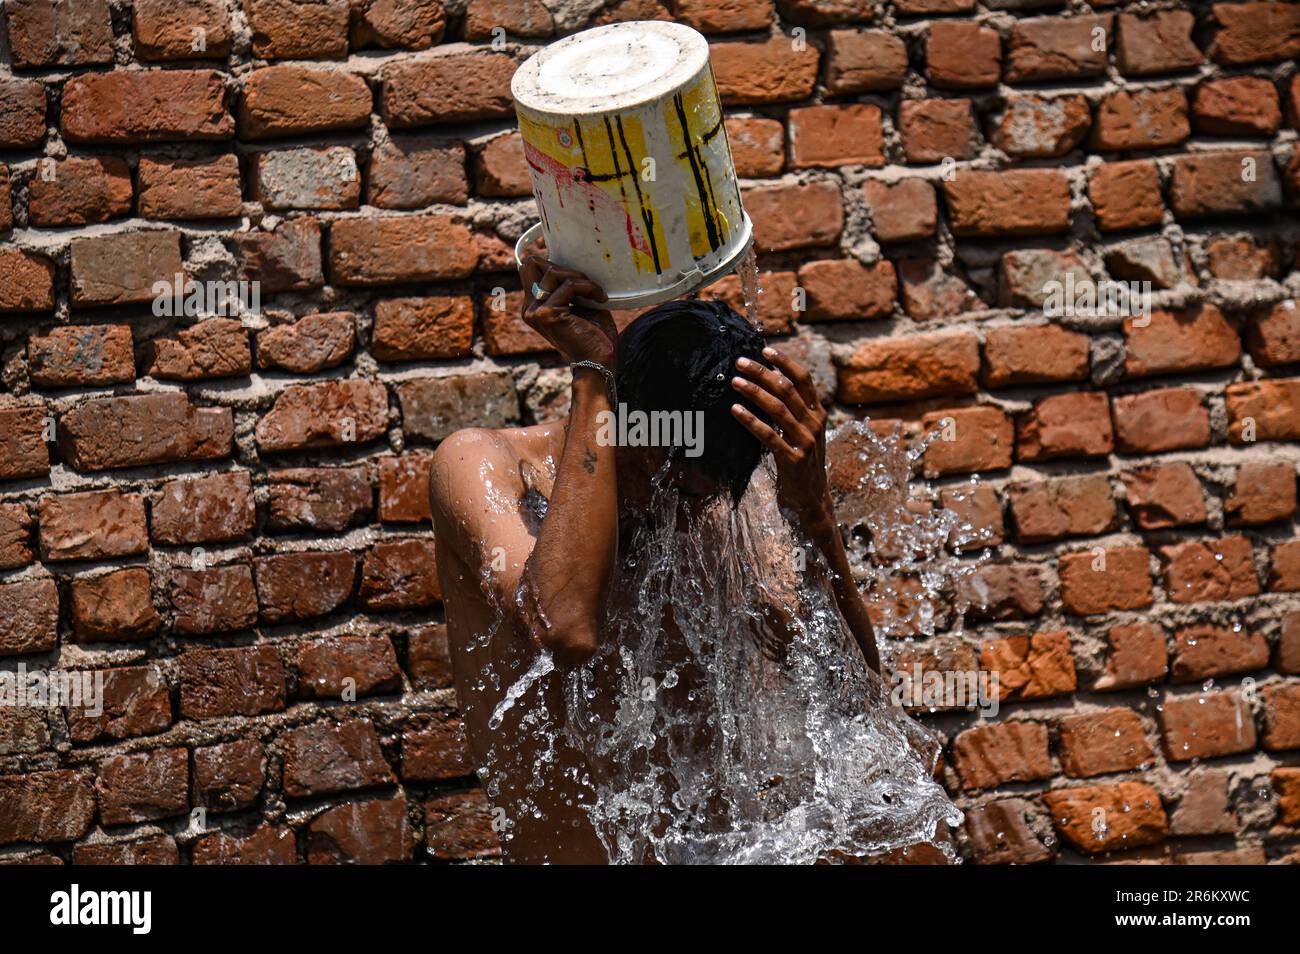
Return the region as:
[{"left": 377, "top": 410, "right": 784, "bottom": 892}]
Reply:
[{"left": 615, "top": 298, "right": 769, "bottom": 506}]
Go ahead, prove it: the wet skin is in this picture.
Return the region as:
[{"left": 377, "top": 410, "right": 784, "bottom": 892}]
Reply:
[{"left": 427, "top": 258, "right": 881, "bottom": 864}]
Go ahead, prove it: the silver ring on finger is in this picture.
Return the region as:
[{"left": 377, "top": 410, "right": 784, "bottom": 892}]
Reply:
[{"left": 531, "top": 281, "right": 549, "bottom": 303}]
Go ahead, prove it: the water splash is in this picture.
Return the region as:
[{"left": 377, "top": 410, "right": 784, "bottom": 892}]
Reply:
[{"left": 470, "top": 422, "right": 983, "bottom": 863}]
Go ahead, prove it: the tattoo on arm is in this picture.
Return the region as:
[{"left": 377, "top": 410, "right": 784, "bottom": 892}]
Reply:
[{"left": 582, "top": 449, "right": 597, "bottom": 474}]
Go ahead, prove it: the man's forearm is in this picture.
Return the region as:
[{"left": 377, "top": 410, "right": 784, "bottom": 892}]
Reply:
[
  {"left": 521, "top": 369, "right": 619, "bottom": 662},
  {"left": 804, "top": 505, "right": 881, "bottom": 675}
]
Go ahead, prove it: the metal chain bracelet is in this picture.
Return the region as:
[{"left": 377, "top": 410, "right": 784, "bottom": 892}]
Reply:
[{"left": 570, "top": 359, "right": 617, "bottom": 404}]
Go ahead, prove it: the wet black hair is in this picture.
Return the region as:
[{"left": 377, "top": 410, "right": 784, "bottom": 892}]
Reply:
[{"left": 616, "top": 298, "right": 769, "bottom": 504}]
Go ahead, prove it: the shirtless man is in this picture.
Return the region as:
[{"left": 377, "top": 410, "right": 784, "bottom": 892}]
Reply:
[{"left": 429, "top": 255, "right": 883, "bottom": 864}]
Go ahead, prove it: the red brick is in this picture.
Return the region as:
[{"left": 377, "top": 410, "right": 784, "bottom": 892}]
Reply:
[
  {"left": 898, "top": 98, "right": 976, "bottom": 164},
  {"left": 0, "top": 504, "right": 33, "bottom": 570},
  {"left": 193, "top": 739, "right": 265, "bottom": 813},
  {"left": 1270, "top": 540, "right": 1300, "bottom": 592},
  {"left": 58, "top": 393, "right": 233, "bottom": 472},
  {"left": 1016, "top": 392, "right": 1113, "bottom": 461},
  {"left": 1280, "top": 612, "right": 1300, "bottom": 674},
  {"left": 1124, "top": 304, "right": 1240, "bottom": 378},
  {"left": 1170, "top": 770, "right": 1235, "bottom": 835},
  {"left": 1161, "top": 536, "right": 1260, "bottom": 604},
  {"left": 256, "top": 380, "right": 389, "bottom": 453},
  {"left": 62, "top": 70, "right": 233, "bottom": 143},
  {"left": 379, "top": 455, "right": 433, "bottom": 523},
  {"left": 38, "top": 490, "right": 147, "bottom": 562},
  {"left": 396, "top": 372, "right": 520, "bottom": 442},
  {"left": 1116, "top": 10, "right": 1203, "bottom": 75},
  {"left": 70, "top": 230, "right": 183, "bottom": 307},
  {"left": 267, "top": 467, "right": 372, "bottom": 532},
  {"left": 1226, "top": 462, "right": 1297, "bottom": 526},
  {"left": 1122, "top": 463, "right": 1206, "bottom": 530},
  {"left": 1093, "top": 88, "right": 1189, "bottom": 151},
  {"left": 745, "top": 182, "right": 843, "bottom": 252},
  {"left": 1193, "top": 76, "right": 1282, "bottom": 136},
  {"left": 1059, "top": 709, "right": 1153, "bottom": 777},
  {"left": 133, "top": 0, "right": 231, "bottom": 59},
  {"left": 0, "top": 403, "right": 50, "bottom": 479},
  {"left": 952, "top": 721, "right": 1052, "bottom": 790},
  {"left": 27, "top": 156, "right": 132, "bottom": 227},
  {"left": 254, "top": 551, "right": 356, "bottom": 624},
  {"left": 994, "top": 94, "right": 1091, "bottom": 159},
  {"left": 74, "top": 835, "right": 179, "bottom": 865},
  {"left": 409, "top": 623, "right": 453, "bottom": 689},
  {"left": 0, "top": 770, "right": 96, "bottom": 845},
  {"left": 1275, "top": 767, "right": 1300, "bottom": 824},
  {"left": 472, "top": 132, "right": 529, "bottom": 198},
  {"left": 0, "top": 78, "right": 47, "bottom": 148},
  {"left": 838, "top": 332, "right": 979, "bottom": 404},
  {"left": 724, "top": 116, "right": 784, "bottom": 177},
  {"left": 425, "top": 789, "right": 498, "bottom": 860},
  {"left": 997, "top": 249, "right": 1089, "bottom": 309},
  {"left": 1208, "top": 237, "right": 1281, "bottom": 281},
  {"left": 240, "top": 66, "right": 371, "bottom": 139},
  {"left": 927, "top": 21, "right": 1001, "bottom": 89},
  {"left": 382, "top": 53, "right": 516, "bottom": 126},
  {"left": 401, "top": 713, "right": 472, "bottom": 781},
  {"left": 960, "top": 563, "right": 1045, "bottom": 621},
  {"left": 1160, "top": 690, "right": 1256, "bottom": 761},
  {"left": 1005, "top": 15, "right": 1111, "bottom": 82},
  {"left": 1059, "top": 546, "right": 1153, "bottom": 615},
  {"left": 1262, "top": 682, "right": 1300, "bottom": 750},
  {"left": 254, "top": 147, "right": 360, "bottom": 210},
  {"left": 788, "top": 104, "right": 884, "bottom": 169},
  {"left": 232, "top": 218, "right": 324, "bottom": 292},
  {"left": 369, "top": 138, "right": 468, "bottom": 208},
  {"left": 1089, "top": 160, "right": 1164, "bottom": 232},
  {"left": 1094, "top": 623, "right": 1168, "bottom": 691},
  {"left": 330, "top": 214, "right": 477, "bottom": 285},
  {"left": 309, "top": 795, "right": 413, "bottom": 864},
  {"left": 149, "top": 319, "right": 252, "bottom": 381},
  {"left": 965, "top": 798, "right": 1053, "bottom": 865},
  {"left": 1170, "top": 150, "right": 1282, "bottom": 219},
  {"left": 943, "top": 169, "right": 1071, "bottom": 238},
  {"left": 359, "top": 539, "right": 440, "bottom": 611},
  {"left": 1246, "top": 299, "right": 1300, "bottom": 367},
  {"left": 0, "top": 579, "right": 59, "bottom": 657},
  {"left": 464, "top": 0, "right": 553, "bottom": 37},
  {"left": 96, "top": 747, "right": 189, "bottom": 824},
  {"left": 373, "top": 296, "right": 474, "bottom": 362},
  {"left": 1226, "top": 379, "right": 1300, "bottom": 442},
  {"left": 796, "top": 258, "right": 895, "bottom": 322},
  {"left": 861, "top": 180, "right": 936, "bottom": 243},
  {"left": 920, "top": 406, "right": 1013, "bottom": 477},
  {"left": 1172, "top": 624, "right": 1269, "bottom": 683},
  {"left": 940, "top": 484, "right": 1004, "bottom": 552},
  {"left": 69, "top": 567, "right": 162, "bottom": 642},
  {"left": 352, "top": 0, "right": 446, "bottom": 49},
  {"left": 1208, "top": 2, "right": 1300, "bottom": 66},
  {"left": 982, "top": 324, "right": 1089, "bottom": 388},
  {"left": 1043, "top": 781, "right": 1167, "bottom": 853},
  {"left": 170, "top": 564, "right": 259, "bottom": 636},
  {"left": 4, "top": 0, "right": 112, "bottom": 68},
  {"left": 1112, "top": 388, "right": 1210, "bottom": 453},
  {"left": 980, "top": 631, "right": 1076, "bottom": 701},
  {"left": 257, "top": 312, "right": 355, "bottom": 372},
  {"left": 247, "top": 0, "right": 348, "bottom": 59},
  {"left": 151, "top": 471, "right": 254, "bottom": 545},
  {"left": 824, "top": 29, "right": 907, "bottom": 96},
  {"left": 700, "top": 270, "right": 799, "bottom": 336},
  {"left": 179, "top": 645, "right": 286, "bottom": 719},
  {"left": 1, "top": 252, "right": 53, "bottom": 319},
  {"left": 298, "top": 635, "right": 400, "bottom": 699},
  {"left": 66, "top": 666, "right": 171, "bottom": 743},
  {"left": 896, "top": 258, "right": 979, "bottom": 321},
  {"left": 1007, "top": 475, "right": 1116, "bottom": 544},
  {"left": 711, "top": 36, "right": 819, "bottom": 105},
  {"left": 283, "top": 718, "right": 394, "bottom": 798},
  {"left": 193, "top": 824, "right": 296, "bottom": 865},
  {"left": 28, "top": 325, "right": 134, "bottom": 388}
]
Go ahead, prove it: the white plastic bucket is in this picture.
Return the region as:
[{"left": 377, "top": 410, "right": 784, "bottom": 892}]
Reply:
[{"left": 511, "top": 20, "right": 752, "bottom": 311}]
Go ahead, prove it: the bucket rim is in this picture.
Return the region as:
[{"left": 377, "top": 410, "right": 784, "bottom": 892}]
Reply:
[{"left": 513, "top": 213, "right": 754, "bottom": 312}]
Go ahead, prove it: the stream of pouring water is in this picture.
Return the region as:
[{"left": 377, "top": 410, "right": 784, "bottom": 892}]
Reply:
[{"left": 473, "top": 418, "right": 986, "bottom": 864}]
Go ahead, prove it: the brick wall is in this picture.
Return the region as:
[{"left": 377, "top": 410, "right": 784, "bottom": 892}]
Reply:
[{"left": 1, "top": 0, "right": 1298, "bottom": 865}]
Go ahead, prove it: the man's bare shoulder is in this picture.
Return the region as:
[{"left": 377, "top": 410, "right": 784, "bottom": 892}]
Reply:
[{"left": 429, "top": 422, "right": 564, "bottom": 520}]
